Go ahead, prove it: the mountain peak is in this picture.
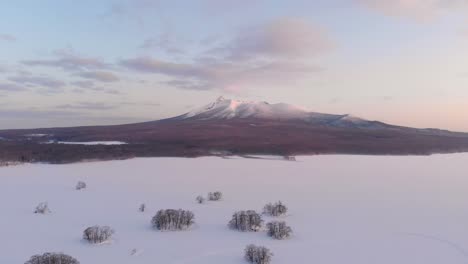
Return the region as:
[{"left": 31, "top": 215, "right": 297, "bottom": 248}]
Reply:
[
  {"left": 180, "top": 97, "right": 307, "bottom": 121},
  {"left": 215, "top": 96, "right": 227, "bottom": 103},
  {"left": 173, "top": 97, "right": 389, "bottom": 129}
]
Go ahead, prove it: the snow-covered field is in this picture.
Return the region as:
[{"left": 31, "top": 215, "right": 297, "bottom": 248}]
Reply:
[{"left": 1, "top": 154, "right": 468, "bottom": 263}]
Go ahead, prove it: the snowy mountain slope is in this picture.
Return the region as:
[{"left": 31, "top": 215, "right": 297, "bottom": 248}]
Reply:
[
  {"left": 176, "top": 97, "right": 386, "bottom": 129},
  {"left": 181, "top": 96, "right": 310, "bottom": 120}
]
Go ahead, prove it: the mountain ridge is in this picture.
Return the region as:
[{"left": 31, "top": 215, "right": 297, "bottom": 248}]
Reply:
[{"left": 1, "top": 97, "right": 468, "bottom": 163}]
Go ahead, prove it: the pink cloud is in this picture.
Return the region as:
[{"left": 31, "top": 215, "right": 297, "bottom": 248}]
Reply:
[
  {"left": 220, "top": 18, "right": 334, "bottom": 61},
  {"left": 357, "top": 0, "right": 468, "bottom": 21}
]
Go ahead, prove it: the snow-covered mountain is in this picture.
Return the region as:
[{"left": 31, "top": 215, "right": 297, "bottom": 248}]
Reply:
[
  {"left": 2, "top": 97, "right": 468, "bottom": 164},
  {"left": 177, "top": 96, "right": 386, "bottom": 128}
]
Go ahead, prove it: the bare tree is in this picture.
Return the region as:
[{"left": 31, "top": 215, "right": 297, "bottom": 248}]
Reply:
[
  {"left": 76, "top": 181, "right": 86, "bottom": 190},
  {"left": 208, "top": 191, "right": 223, "bottom": 201},
  {"left": 228, "top": 210, "right": 263, "bottom": 232},
  {"left": 83, "top": 226, "right": 114, "bottom": 244},
  {"left": 25, "top": 252, "right": 79, "bottom": 264},
  {"left": 151, "top": 209, "right": 195, "bottom": 231},
  {"left": 196, "top": 195, "right": 205, "bottom": 204},
  {"left": 34, "top": 202, "right": 51, "bottom": 214},
  {"left": 266, "top": 221, "right": 292, "bottom": 240},
  {"left": 139, "top": 203, "right": 146, "bottom": 212},
  {"left": 244, "top": 244, "right": 273, "bottom": 264},
  {"left": 263, "top": 201, "right": 287, "bottom": 217}
]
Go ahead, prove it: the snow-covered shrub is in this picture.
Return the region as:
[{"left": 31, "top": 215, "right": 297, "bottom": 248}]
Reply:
[
  {"left": 228, "top": 210, "right": 263, "bottom": 232},
  {"left": 196, "top": 195, "right": 205, "bottom": 204},
  {"left": 83, "top": 226, "right": 114, "bottom": 244},
  {"left": 34, "top": 202, "right": 51, "bottom": 214},
  {"left": 208, "top": 191, "right": 222, "bottom": 201},
  {"left": 130, "top": 248, "right": 142, "bottom": 256},
  {"left": 139, "top": 203, "right": 146, "bottom": 212},
  {"left": 25, "top": 252, "right": 79, "bottom": 264},
  {"left": 263, "top": 201, "right": 287, "bottom": 217},
  {"left": 244, "top": 244, "right": 273, "bottom": 264},
  {"left": 76, "top": 181, "right": 86, "bottom": 190},
  {"left": 151, "top": 209, "right": 195, "bottom": 231},
  {"left": 266, "top": 221, "right": 292, "bottom": 240}
]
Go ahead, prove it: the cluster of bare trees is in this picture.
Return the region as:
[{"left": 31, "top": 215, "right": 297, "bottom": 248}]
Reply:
[
  {"left": 34, "top": 202, "right": 51, "bottom": 214},
  {"left": 263, "top": 201, "right": 287, "bottom": 217},
  {"left": 244, "top": 244, "right": 273, "bottom": 264},
  {"left": 25, "top": 183, "right": 294, "bottom": 263},
  {"left": 25, "top": 252, "right": 79, "bottom": 264},
  {"left": 208, "top": 191, "right": 223, "bottom": 201},
  {"left": 0, "top": 161, "right": 22, "bottom": 167},
  {"left": 83, "top": 226, "right": 114, "bottom": 244},
  {"left": 196, "top": 195, "right": 205, "bottom": 204},
  {"left": 266, "top": 221, "right": 292, "bottom": 240},
  {"left": 196, "top": 191, "right": 223, "bottom": 204},
  {"left": 76, "top": 181, "right": 86, "bottom": 190},
  {"left": 151, "top": 209, "right": 195, "bottom": 231},
  {"left": 228, "top": 210, "right": 263, "bottom": 232}
]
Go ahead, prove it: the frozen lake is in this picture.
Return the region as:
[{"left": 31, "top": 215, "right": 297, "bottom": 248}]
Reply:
[{"left": 1, "top": 154, "right": 468, "bottom": 263}]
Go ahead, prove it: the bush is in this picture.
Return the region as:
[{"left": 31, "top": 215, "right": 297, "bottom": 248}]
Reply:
[
  {"left": 266, "top": 221, "right": 292, "bottom": 240},
  {"left": 76, "top": 181, "right": 86, "bottom": 190},
  {"left": 34, "top": 202, "right": 51, "bottom": 214},
  {"left": 244, "top": 244, "right": 273, "bottom": 264},
  {"left": 263, "top": 201, "right": 287, "bottom": 217},
  {"left": 151, "top": 209, "right": 195, "bottom": 231},
  {"left": 208, "top": 191, "right": 222, "bottom": 201},
  {"left": 228, "top": 210, "right": 263, "bottom": 232},
  {"left": 83, "top": 226, "right": 114, "bottom": 244},
  {"left": 196, "top": 195, "right": 205, "bottom": 204},
  {"left": 139, "top": 203, "right": 146, "bottom": 212},
  {"left": 25, "top": 252, "right": 79, "bottom": 264}
]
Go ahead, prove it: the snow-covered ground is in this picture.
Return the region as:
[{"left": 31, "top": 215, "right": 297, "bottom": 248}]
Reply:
[
  {"left": 1, "top": 154, "right": 468, "bottom": 263},
  {"left": 24, "top": 134, "right": 50, "bottom": 137}
]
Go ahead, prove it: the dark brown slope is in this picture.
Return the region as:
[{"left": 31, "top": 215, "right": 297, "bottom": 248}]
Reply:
[{"left": 1, "top": 118, "right": 468, "bottom": 163}]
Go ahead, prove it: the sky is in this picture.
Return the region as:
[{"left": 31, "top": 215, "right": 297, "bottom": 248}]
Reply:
[{"left": 1, "top": 0, "right": 468, "bottom": 131}]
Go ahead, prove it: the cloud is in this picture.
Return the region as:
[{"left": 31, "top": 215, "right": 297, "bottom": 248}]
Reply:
[
  {"left": 77, "top": 71, "right": 120, "bottom": 82},
  {"left": 0, "top": 108, "right": 145, "bottom": 129},
  {"left": 22, "top": 50, "right": 108, "bottom": 71},
  {"left": 0, "top": 65, "right": 8, "bottom": 73},
  {"left": 163, "top": 80, "right": 212, "bottom": 90},
  {"left": 8, "top": 75, "right": 66, "bottom": 89},
  {"left": 141, "top": 32, "right": 186, "bottom": 54},
  {"left": 7, "top": 74, "right": 66, "bottom": 94},
  {"left": 0, "top": 34, "right": 16, "bottom": 42},
  {"left": 71, "top": 80, "right": 95, "bottom": 89},
  {"left": 119, "top": 101, "right": 161, "bottom": 107},
  {"left": 104, "top": 0, "right": 164, "bottom": 25},
  {"left": 105, "top": 89, "right": 121, "bottom": 95},
  {"left": 56, "top": 102, "right": 119, "bottom": 110},
  {"left": 56, "top": 101, "right": 158, "bottom": 111},
  {"left": 0, "top": 109, "right": 82, "bottom": 119},
  {"left": 121, "top": 57, "right": 207, "bottom": 77},
  {"left": 208, "top": 18, "right": 334, "bottom": 61},
  {"left": 0, "top": 83, "right": 27, "bottom": 92},
  {"left": 356, "top": 0, "right": 468, "bottom": 21},
  {"left": 120, "top": 18, "right": 332, "bottom": 92},
  {"left": 121, "top": 18, "right": 331, "bottom": 92},
  {"left": 123, "top": 56, "right": 322, "bottom": 91},
  {"left": 70, "top": 80, "right": 122, "bottom": 95}
]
